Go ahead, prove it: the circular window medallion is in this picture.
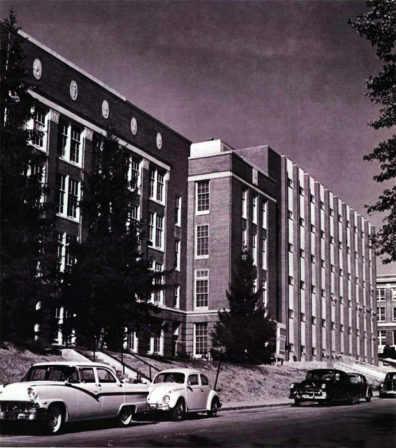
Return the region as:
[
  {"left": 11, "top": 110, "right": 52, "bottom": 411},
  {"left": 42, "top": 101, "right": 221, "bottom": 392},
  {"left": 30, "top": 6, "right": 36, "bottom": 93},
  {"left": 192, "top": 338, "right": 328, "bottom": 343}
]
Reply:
[
  {"left": 33, "top": 58, "right": 42, "bottom": 80},
  {"left": 131, "top": 117, "right": 138, "bottom": 135},
  {"left": 156, "top": 132, "right": 162, "bottom": 149},
  {"left": 70, "top": 80, "right": 78, "bottom": 101},
  {"left": 102, "top": 100, "right": 110, "bottom": 119}
]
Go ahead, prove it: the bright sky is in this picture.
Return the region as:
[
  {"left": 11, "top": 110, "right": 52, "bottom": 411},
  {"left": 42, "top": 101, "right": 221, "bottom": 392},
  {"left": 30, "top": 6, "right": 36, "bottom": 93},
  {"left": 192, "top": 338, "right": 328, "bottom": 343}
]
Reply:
[{"left": 2, "top": 0, "right": 394, "bottom": 275}]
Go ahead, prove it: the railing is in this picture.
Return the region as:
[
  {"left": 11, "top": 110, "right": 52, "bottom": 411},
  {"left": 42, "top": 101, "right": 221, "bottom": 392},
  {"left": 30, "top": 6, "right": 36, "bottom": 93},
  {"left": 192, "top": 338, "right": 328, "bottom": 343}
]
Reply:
[
  {"left": 124, "top": 350, "right": 161, "bottom": 380},
  {"left": 103, "top": 349, "right": 158, "bottom": 381}
]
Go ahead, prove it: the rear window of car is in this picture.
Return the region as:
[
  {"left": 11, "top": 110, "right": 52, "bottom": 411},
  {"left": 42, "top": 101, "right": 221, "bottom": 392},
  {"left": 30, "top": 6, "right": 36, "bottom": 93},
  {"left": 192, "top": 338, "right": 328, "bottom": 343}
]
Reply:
[
  {"left": 153, "top": 373, "right": 185, "bottom": 384},
  {"left": 80, "top": 368, "right": 96, "bottom": 383},
  {"left": 97, "top": 368, "right": 117, "bottom": 383},
  {"left": 201, "top": 375, "right": 209, "bottom": 386}
]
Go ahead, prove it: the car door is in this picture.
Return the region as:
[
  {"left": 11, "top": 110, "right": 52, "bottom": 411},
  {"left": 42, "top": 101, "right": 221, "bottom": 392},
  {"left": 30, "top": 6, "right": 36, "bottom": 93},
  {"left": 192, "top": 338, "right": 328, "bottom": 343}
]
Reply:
[
  {"left": 96, "top": 367, "right": 123, "bottom": 418},
  {"left": 74, "top": 367, "right": 103, "bottom": 419},
  {"left": 186, "top": 374, "right": 202, "bottom": 410},
  {"left": 199, "top": 374, "right": 211, "bottom": 409}
]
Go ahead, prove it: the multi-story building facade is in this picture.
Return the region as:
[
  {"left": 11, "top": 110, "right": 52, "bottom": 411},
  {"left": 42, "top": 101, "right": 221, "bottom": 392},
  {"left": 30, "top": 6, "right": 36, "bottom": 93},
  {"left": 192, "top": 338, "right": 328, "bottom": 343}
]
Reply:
[
  {"left": 186, "top": 141, "right": 378, "bottom": 364},
  {"left": 14, "top": 29, "right": 378, "bottom": 364},
  {"left": 18, "top": 30, "right": 191, "bottom": 356},
  {"left": 376, "top": 275, "right": 396, "bottom": 354}
]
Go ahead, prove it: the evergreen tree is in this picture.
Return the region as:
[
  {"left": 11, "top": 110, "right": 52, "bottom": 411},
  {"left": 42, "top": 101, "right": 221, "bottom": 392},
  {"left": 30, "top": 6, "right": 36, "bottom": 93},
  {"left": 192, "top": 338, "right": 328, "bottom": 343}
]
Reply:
[
  {"left": 212, "top": 254, "right": 276, "bottom": 364},
  {"left": 62, "top": 134, "right": 162, "bottom": 351},
  {"left": 350, "top": 0, "right": 396, "bottom": 263},
  {"left": 0, "top": 11, "right": 58, "bottom": 346}
]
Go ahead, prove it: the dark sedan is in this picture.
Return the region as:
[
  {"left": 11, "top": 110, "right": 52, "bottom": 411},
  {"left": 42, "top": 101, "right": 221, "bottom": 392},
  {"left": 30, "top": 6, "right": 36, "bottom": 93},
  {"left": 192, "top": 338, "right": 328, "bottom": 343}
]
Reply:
[
  {"left": 290, "top": 369, "right": 362, "bottom": 405},
  {"left": 379, "top": 371, "right": 396, "bottom": 398},
  {"left": 347, "top": 373, "right": 373, "bottom": 402}
]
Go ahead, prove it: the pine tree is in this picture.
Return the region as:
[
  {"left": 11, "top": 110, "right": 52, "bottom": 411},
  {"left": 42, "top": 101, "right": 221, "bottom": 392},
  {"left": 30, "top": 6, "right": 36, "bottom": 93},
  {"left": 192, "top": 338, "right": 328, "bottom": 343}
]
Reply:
[
  {"left": 0, "top": 11, "right": 58, "bottom": 346},
  {"left": 212, "top": 254, "right": 276, "bottom": 364},
  {"left": 350, "top": 0, "right": 396, "bottom": 263},
  {"left": 62, "top": 133, "right": 163, "bottom": 351}
]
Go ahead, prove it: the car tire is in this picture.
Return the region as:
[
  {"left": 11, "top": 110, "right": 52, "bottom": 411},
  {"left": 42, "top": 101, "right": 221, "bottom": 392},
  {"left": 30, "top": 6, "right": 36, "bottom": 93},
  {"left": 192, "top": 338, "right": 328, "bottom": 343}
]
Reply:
[
  {"left": 171, "top": 399, "right": 185, "bottom": 421},
  {"left": 117, "top": 406, "right": 134, "bottom": 427},
  {"left": 207, "top": 399, "right": 219, "bottom": 417},
  {"left": 365, "top": 390, "right": 372, "bottom": 403},
  {"left": 294, "top": 399, "right": 302, "bottom": 406},
  {"left": 43, "top": 404, "right": 64, "bottom": 435}
]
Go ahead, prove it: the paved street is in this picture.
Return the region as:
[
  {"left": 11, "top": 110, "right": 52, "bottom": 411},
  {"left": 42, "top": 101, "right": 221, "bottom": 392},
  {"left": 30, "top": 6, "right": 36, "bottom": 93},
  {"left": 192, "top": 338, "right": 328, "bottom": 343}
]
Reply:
[{"left": 1, "top": 398, "right": 395, "bottom": 448}]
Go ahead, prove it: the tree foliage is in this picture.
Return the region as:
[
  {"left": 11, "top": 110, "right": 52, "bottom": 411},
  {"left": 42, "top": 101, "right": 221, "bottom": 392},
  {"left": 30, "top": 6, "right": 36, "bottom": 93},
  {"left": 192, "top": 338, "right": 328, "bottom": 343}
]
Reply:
[
  {"left": 62, "top": 134, "right": 162, "bottom": 351},
  {"left": 350, "top": 0, "right": 396, "bottom": 263},
  {"left": 0, "top": 11, "right": 58, "bottom": 345},
  {"left": 211, "top": 254, "right": 276, "bottom": 364}
]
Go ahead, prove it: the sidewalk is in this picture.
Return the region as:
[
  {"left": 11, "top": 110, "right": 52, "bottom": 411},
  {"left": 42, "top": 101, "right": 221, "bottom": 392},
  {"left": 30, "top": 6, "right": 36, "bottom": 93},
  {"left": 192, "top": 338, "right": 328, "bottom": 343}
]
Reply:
[{"left": 222, "top": 397, "right": 292, "bottom": 411}]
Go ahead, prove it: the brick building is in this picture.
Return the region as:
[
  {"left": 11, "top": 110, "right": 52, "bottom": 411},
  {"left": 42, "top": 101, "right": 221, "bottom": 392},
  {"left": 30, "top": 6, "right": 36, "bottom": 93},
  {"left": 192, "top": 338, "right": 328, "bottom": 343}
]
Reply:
[
  {"left": 186, "top": 141, "right": 378, "bottom": 364},
  {"left": 15, "top": 29, "right": 378, "bottom": 364},
  {"left": 376, "top": 275, "right": 396, "bottom": 354}
]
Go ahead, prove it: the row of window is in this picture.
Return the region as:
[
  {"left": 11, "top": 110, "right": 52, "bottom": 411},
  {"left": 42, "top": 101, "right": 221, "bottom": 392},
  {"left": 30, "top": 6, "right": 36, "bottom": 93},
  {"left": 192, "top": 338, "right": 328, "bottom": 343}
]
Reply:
[
  {"left": 378, "top": 330, "right": 396, "bottom": 347},
  {"left": 377, "top": 306, "right": 396, "bottom": 322},
  {"left": 377, "top": 288, "right": 396, "bottom": 301}
]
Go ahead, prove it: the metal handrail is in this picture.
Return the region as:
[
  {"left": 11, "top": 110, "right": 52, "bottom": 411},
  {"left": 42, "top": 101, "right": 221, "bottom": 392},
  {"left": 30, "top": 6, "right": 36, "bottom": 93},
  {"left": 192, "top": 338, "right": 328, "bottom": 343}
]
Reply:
[{"left": 102, "top": 349, "right": 151, "bottom": 381}]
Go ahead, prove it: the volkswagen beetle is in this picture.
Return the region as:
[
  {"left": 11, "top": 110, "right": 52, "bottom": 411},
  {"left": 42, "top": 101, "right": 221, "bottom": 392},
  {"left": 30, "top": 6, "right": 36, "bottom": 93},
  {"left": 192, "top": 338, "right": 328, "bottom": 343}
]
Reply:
[
  {"left": 0, "top": 362, "right": 149, "bottom": 434},
  {"left": 147, "top": 368, "right": 221, "bottom": 420}
]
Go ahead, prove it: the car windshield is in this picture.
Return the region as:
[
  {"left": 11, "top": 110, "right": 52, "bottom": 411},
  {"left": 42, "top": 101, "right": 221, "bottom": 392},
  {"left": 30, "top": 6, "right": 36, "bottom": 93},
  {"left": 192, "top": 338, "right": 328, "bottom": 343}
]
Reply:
[
  {"left": 306, "top": 371, "right": 336, "bottom": 381},
  {"left": 23, "top": 365, "right": 79, "bottom": 382},
  {"left": 153, "top": 372, "right": 185, "bottom": 384}
]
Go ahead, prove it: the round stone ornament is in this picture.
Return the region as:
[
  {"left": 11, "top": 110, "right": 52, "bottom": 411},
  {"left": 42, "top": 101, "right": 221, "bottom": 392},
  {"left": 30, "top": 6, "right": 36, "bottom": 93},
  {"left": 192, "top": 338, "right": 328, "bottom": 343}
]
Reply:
[
  {"left": 156, "top": 132, "right": 162, "bottom": 149},
  {"left": 102, "top": 99, "right": 109, "bottom": 119},
  {"left": 131, "top": 117, "right": 138, "bottom": 135},
  {"left": 33, "top": 58, "right": 42, "bottom": 80},
  {"left": 70, "top": 80, "right": 78, "bottom": 101}
]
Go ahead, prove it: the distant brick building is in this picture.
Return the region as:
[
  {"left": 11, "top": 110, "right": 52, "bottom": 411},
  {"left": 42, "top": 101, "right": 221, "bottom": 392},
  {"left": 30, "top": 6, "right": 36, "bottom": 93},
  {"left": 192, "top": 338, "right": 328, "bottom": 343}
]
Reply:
[
  {"left": 376, "top": 275, "right": 396, "bottom": 354},
  {"left": 16, "top": 29, "right": 378, "bottom": 364}
]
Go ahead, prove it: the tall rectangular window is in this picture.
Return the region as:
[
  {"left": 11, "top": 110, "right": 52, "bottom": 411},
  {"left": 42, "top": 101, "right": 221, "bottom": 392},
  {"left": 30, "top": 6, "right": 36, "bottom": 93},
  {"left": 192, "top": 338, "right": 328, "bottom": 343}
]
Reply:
[
  {"left": 175, "top": 195, "right": 182, "bottom": 226},
  {"left": 262, "top": 235, "right": 267, "bottom": 270},
  {"left": 129, "top": 157, "right": 141, "bottom": 190},
  {"left": 174, "top": 285, "right": 180, "bottom": 309},
  {"left": 155, "top": 215, "right": 164, "bottom": 249},
  {"left": 70, "top": 126, "right": 81, "bottom": 164},
  {"left": 194, "top": 323, "right": 208, "bottom": 356},
  {"left": 242, "top": 189, "right": 248, "bottom": 219},
  {"left": 378, "top": 330, "right": 386, "bottom": 346},
  {"left": 196, "top": 225, "right": 209, "bottom": 257},
  {"left": 175, "top": 239, "right": 181, "bottom": 271},
  {"left": 153, "top": 262, "right": 163, "bottom": 304},
  {"left": 32, "top": 107, "right": 46, "bottom": 148},
  {"left": 262, "top": 200, "right": 268, "bottom": 229},
  {"left": 67, "top": 179, "right": 79, "bottom": 219},
  {"left": 149, "top": 169, "right": 156, "bottom": 199},
  {"left": 242, "top": 227, "right": 247, "bottom": 250},
  {"left": 58, "top": 119, "right": 68, "bottom": 157},
  {"left": 377, "top": 306, "right": 386, "bottom": 322},
  {"left": 195, "top": 270, "right": 209, "bottom": 308},
  {"left": 252, "top": 232, "right": 257, "bottom": 266},
  {"left": 65, "top": 235, "right": 76, "bottom": 274},
  {"left": 148, "top": 212, "right": 155, "bottom": 244},
  {"left": 196, "top": 180, "right": 210, "bottom": 213},
  {"left": 56, "top": 174, "right": 66, "bottom": 214},
  {"left": 252, "top": 195, "right": 257, "bottom": 224},
  {"left": 157, "top": 172, "right": 164, "bottom": 202}
]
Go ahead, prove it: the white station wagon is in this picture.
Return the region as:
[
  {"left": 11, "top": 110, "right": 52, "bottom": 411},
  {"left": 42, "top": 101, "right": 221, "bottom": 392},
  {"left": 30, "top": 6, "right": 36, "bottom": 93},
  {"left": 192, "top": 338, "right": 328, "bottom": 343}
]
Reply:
[
  {"left": 0, "top": 362, "right": 149, "bottom": 434},
  {"left": 147, "top": 368, "right": 221, "bottom": 421}
]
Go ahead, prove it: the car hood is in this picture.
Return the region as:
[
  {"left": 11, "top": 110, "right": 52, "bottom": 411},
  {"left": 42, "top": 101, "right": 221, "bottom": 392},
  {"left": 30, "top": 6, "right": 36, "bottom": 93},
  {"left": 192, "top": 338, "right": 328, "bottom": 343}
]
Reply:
[
  {"left": 296, "top": 380, "right": 329, "bottom": 389},
  {"left": 148, "top": 383, "right": 185, "bottom": 401},
  {"left": 0, "top": 381, "right": 57, "bottom": 401}
]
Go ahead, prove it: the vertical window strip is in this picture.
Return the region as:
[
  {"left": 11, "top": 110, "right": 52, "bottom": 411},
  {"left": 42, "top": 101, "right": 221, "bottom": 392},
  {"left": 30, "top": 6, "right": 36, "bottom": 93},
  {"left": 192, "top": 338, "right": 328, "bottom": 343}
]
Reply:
[
  {"left": 195, "top": 269, "right": 209, "bottom": 308},
  {"left": 195, "top": 323, "right": 208, "bottom": 356},
  {"left": 196, "top": 180, "right": 210, "bottom": 212},
  {"left": 196, "top": 225, "right": 209, "bottom": 256}
]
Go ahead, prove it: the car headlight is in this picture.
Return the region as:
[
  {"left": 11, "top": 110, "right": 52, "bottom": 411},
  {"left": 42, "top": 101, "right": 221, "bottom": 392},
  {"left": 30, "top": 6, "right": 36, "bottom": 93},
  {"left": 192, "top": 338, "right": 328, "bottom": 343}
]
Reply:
[
  {"left": 27, "top": 387, "right": 38, "bottom": 400},
  {"left": 380, "top": 383, "right": 384, "bottom": 388},
  {"left": 321, "top": 384, "right": 326, "bottom": 390},
  {"left": 162, "top": 395, "right": 170, "bottom": 404},
  {"left": 290, "top": 383, "right": 295, "bottom": 388}
]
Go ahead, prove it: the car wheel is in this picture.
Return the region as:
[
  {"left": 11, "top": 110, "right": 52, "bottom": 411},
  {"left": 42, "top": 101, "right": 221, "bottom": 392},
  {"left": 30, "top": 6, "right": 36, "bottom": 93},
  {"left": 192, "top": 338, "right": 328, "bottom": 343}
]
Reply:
[
  {"left": 294, "top": 399, "right": 302, "bottom": 406},
  {"left": 365, "top": 390, "right": 372, "bottom": 403},
  {"left": 207, "top": 399, "right": 219, "bottom": 417},
  {"left": 171, "top": 399, "right": 185, "bottom": 421},
  {"left": 43, "top": 404, "right": 64, "bottom": 435},
  {"left": 118, "top": 406, "right": 134, "bottom": 427}
]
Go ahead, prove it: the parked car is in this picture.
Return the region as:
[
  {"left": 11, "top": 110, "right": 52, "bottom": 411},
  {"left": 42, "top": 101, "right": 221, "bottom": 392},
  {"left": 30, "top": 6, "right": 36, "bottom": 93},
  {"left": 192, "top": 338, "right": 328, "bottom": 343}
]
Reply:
[
  {"left": 379, "top": 371, "right": 396, "bottom": 398},
  {"left": 289, "top": 369, "right": 362, "bottom": 405},
  {"left": 0, "top": 362, "right": 149, "bottom": 434},
  {"left": 147, "top": 368, "right": 221, "bottom": 420},
  {"left": 347, "top": 373, "right": 373, "bottom": 402}
]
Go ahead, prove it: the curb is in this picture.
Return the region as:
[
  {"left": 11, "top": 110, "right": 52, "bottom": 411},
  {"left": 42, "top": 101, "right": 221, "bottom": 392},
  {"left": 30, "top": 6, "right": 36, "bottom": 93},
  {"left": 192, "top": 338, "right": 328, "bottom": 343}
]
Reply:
[{"left": 222, "top": 402, "right": 292, "bottom": 411}]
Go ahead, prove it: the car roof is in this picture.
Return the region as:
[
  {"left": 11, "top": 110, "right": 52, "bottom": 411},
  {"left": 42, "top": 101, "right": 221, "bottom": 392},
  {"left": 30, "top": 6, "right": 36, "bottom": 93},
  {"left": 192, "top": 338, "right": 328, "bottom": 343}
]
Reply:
[
  {"left": 307, "top": 369, "right": 345, "bottom": 373},
  {"left": 32, "top": 362, "right": 113, "bottom": 369},
  {"left": 154, "top": 368, "right": 202, "bottom": 376}
]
